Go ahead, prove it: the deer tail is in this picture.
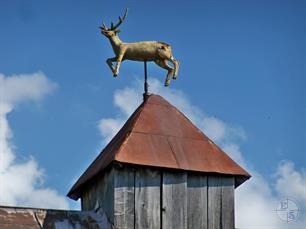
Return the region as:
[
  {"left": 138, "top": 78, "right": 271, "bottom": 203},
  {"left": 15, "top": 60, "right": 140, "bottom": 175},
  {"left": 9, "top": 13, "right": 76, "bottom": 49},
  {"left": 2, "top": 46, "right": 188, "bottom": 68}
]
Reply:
[{"left": 159, "top": 42, "right": 171, "bottom": 52}]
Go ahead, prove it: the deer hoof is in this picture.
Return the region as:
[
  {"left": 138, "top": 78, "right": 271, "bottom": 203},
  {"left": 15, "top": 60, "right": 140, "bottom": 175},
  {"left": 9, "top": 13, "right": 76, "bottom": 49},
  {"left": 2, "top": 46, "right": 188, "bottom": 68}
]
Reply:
[
  {"left": 173, "top": 75, "right": 177, "bottom": 80},
  {"left": 164, "top": 81, "right": 170, "bottom": 87},
  {"left": 113, "top": 69, "right": 119, "bottom": 77}
]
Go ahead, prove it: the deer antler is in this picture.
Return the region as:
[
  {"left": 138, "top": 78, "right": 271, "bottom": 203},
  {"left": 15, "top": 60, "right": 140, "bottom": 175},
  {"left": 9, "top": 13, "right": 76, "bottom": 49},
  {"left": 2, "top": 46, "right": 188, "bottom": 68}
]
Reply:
[
  {"left": 100, "top": 22, "right": 108, "bottom": 31},
  {"left": 111, "top": 8, "right": 128, "bottom": 30}
]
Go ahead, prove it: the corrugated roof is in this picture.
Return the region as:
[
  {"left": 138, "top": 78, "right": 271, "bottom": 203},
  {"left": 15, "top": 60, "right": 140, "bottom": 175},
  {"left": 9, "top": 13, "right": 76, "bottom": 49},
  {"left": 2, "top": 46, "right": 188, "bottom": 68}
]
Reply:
[
  {"left": 68, "top": 94, "right": 250, "bottom": 200},
  {"left": 0, "top": 206, "right": 112, "bottom": 228}
]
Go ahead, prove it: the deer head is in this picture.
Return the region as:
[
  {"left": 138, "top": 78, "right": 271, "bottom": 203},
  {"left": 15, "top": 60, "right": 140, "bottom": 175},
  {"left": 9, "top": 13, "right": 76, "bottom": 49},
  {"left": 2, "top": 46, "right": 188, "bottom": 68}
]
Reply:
[{"left": 100, "top": 8, "right": 128, "bottom": 38}]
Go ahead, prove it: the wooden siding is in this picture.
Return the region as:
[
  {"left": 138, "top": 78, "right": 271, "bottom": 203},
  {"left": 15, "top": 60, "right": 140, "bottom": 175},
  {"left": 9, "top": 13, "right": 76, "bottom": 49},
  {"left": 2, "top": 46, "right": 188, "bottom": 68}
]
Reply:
[
  {"left": 135, "top": 168, "right": 161, "bottom": 229},
  {"left": 187, "top": 174, "right": 208, "bottom": 229},
  {"left": 208, "top": 176, "right": 222, "bottom": 229},
  {"left": 162, "top": 171, "right": 188, "bottom": 229},
  {"left": 81, "top": 166, "right": 235, "bottom": 229},
  {"left": 221, "top": 177, "right": 235, "bottom": 229},
  {"left": 114, "top": 166, "right": 135, "bottom": 229},
  {"left": 81, "top": 167, "right": 114, "bottom": 223}
]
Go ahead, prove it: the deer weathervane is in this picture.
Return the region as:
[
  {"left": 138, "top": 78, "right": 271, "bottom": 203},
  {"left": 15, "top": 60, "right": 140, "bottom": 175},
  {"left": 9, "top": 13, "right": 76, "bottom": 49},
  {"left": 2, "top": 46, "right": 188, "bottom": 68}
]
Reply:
[{"left": 100, "top": 9, "right": 179, "bottom": 87}]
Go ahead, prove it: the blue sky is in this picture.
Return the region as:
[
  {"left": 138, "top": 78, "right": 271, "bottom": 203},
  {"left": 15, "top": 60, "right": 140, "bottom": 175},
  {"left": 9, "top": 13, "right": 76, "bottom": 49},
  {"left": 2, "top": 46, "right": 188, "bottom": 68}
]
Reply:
[{"left": 0, "top": 0, "right": 305, "bottom": 227}]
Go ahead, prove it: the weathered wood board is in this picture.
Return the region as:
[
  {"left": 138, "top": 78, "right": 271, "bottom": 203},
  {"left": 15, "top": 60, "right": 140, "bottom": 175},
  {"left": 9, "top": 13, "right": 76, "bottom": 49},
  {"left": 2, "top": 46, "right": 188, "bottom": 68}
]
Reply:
[
  {"left": 221, "top": 177, "right": 235, "bottom": 229},
  {"left": 162, "top": 171, "right": 187, "bottom": 229},
  {"left": 81, "top": 183, "right": 97, "bottom": 211},
  {"left": 96, "top": 167, "right": 115, "bottom": 223},
  {"left": 187, "top": 173, "right": 208, "bottom": 229},
  {"left": 81, "top": 165, "right": 236, "bottom": 229},
  {"left": 81, "top": 168, "right": 115, "bottom": 223},
  {"left": 114, "top": 166, "right": 135, "bottom": 229},
  {"left": 135, "top": 168, "right": 161, "bottom": 229},
  {"left": 208, "top": 176, "right": 222, "bottom": 229}
]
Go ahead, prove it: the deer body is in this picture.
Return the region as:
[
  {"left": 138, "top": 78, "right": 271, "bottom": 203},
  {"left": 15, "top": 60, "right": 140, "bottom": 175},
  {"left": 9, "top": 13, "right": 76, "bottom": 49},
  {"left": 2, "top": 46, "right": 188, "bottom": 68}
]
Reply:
[
  {"left": 109, "top": 38, "right": 171, "bottom": 61},
  {"left": 101, "top": 9, "right": 179, "bottom": 86}
]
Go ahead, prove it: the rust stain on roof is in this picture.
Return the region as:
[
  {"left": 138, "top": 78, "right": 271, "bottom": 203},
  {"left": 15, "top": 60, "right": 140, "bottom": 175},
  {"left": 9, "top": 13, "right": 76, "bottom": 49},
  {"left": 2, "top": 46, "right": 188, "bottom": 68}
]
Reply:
[
  {"left": 0, "top": 206, "right": 112, "bottom": 229},
  {"left": 68, "top": 94, "right": 251, "bottom": 200}
]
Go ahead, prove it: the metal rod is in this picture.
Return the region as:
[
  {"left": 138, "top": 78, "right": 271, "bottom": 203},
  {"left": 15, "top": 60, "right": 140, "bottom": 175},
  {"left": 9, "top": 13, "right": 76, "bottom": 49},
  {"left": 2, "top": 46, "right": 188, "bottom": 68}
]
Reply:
[{"left": 143, "top": 61, "right": 149, "bottom": 101}]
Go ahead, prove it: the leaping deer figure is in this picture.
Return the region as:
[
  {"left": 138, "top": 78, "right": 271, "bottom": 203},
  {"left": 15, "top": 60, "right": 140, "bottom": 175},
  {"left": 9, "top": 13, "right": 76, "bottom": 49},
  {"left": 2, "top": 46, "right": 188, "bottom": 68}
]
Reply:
[{"left": 100, "top": 9, "right": 179, "bottom": 86}]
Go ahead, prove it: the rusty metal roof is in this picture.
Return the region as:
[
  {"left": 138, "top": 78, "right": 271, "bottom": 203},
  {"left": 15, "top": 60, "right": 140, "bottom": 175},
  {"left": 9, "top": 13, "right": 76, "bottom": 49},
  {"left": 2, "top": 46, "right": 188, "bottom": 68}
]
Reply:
[
  {"left": 68, "top": 94, "right": 250, "bottom": 200},
  {"left": 0, "top": 206, "right": 112, "bottom": 228}
]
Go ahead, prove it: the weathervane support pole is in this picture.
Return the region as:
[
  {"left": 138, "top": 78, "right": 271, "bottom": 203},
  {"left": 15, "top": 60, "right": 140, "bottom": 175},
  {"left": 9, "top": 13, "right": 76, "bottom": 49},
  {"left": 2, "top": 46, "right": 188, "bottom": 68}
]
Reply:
[{"left": 143, "top": 61, "right": 149, "bottom": 101}]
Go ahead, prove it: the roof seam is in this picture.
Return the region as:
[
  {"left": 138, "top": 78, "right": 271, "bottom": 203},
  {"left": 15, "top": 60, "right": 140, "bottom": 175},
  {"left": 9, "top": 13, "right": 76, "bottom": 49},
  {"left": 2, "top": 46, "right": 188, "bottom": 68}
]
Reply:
[
  {"left": 114, "top": 102, "right": 146, "bottom": 158},
  {"left": 67, "top": 94, "right": 251, "bottom": 200},
  {"left": 114, "top": 130, "right": 132, "bottom": 160},
  {"left": 165, "top": 136, "right": 181, "bottom": 169},
  {"left": 131, "top": 130, "right": 205, "bottom": 141}
]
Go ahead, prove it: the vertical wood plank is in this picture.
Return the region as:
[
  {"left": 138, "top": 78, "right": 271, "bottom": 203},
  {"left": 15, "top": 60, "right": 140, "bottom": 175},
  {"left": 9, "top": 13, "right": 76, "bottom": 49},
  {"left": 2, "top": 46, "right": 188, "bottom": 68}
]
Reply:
[
  {"left": 81, "top": 180, "right": 98, "bottom": 211},
  {"left": 81, "top": 168, "right": 115, "bottom": 223},
  {"left": 208, "top": 176, "right": 222, "bottom": 229},
  {"left": 135, "top": 168, "right": 160, "bottom": 229},
  {"left": 187, "top": 173, "right": 208, "bottom": 229},
  {"left": 114, "top": 166, "right": 135, "bottom": 229},
  {"left": 221, "top": 177, "right": 235, "bottom": 229},
  {"left": 162, "top": 171, "right": 187, "bottom": 229},
  {"left": 81, "top": 190, "right": 90, "bottom": 210},
  {"left": 97, "top": 167, "right": 114, "bottom": 224}
]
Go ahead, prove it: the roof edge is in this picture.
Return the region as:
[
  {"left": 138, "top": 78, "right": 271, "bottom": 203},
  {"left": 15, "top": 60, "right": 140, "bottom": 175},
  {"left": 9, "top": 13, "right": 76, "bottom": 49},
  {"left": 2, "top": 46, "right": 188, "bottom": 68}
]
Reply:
[
  {"left": 67, "top": 94, "right": 251, "bottom": 200},
  {"left": 68, "top": 161, "right": 251, "bottom": 200},
  {"left": 67, "top": 98, "right": 149, "bottom": 199}
]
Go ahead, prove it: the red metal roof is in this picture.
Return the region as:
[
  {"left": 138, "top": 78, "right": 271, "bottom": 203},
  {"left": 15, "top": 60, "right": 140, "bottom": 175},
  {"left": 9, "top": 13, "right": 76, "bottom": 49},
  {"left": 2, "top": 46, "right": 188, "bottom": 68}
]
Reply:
[
  {"left": 68, "top": 94, "right": 250, "bottom": 200},
  {"left": 0, "top": 206, "right": 112, "bottom": 228}
]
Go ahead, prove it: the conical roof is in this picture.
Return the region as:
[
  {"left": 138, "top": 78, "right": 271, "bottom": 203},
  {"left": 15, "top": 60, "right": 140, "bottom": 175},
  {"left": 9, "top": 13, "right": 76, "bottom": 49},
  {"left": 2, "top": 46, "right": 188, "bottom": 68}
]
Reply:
[{"left": 68, "top": 94, "right": 250, "bottom": 200}]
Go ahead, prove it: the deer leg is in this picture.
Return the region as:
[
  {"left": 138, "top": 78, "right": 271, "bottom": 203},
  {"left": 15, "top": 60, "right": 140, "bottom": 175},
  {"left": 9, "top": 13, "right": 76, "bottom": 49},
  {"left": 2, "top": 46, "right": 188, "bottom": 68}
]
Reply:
[
  {"left": 168, "top": 56, "right": 179, "bottom": 80},
  {"left": 113, "top": 52, "right": 125, "bottom": 77},
  {"left": 154, "top": 59, "right": 174, "bottom": 87},
  {"left": 106, "top": 57, "right": 117, "bottom": 75}
]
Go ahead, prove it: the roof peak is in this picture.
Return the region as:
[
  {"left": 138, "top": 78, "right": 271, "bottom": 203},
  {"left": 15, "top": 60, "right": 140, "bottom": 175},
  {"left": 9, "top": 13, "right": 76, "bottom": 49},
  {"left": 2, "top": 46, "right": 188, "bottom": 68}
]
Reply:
[
  {"left": 68, "top": 94, "right": 250, "bottom": 200},
  {"left": 143, "top": 94, "right": 173, "bottom": 106}
]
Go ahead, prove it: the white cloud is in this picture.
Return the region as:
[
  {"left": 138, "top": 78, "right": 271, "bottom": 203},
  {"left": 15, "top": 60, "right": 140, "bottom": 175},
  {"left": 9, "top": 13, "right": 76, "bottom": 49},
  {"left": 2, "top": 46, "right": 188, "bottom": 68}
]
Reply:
[
  {"left": 222, "top": 143, "right": 247, "bottom": 168},
  {"left": 202, "top": 116, "right": 226, "bottom": 142},
  {"left": 98, "top": 78, "right": 244, "bottom": 144},
  {"left": 0, "top": 72, "right": 57, "bottom": 106},
  {"left": 98, "top": 78, "right": 306, "bottom": 228},
  {"left": 98, "top": 118, "right": 125, "bottom": 144},
  {"left": 0, "top": 104, "right": 14, "bottom": 173},
  {"left": 113, "top": 87, "right": 142, "bottom": 116},
  {"left": 274, "top": 161, "right": 306, "bottom": 204},
  {"left": 0, "top": 72, "right": 69, "bottom": 209},
  {"left": 235, "top": 162, "right": 306, "bottom": 228}
]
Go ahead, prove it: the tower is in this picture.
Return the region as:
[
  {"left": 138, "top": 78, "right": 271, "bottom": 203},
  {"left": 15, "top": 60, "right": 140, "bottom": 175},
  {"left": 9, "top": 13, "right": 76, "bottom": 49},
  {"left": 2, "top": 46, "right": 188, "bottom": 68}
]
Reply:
[{"left": 67, "top": 94, "right": 250, "bottom": 229}]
